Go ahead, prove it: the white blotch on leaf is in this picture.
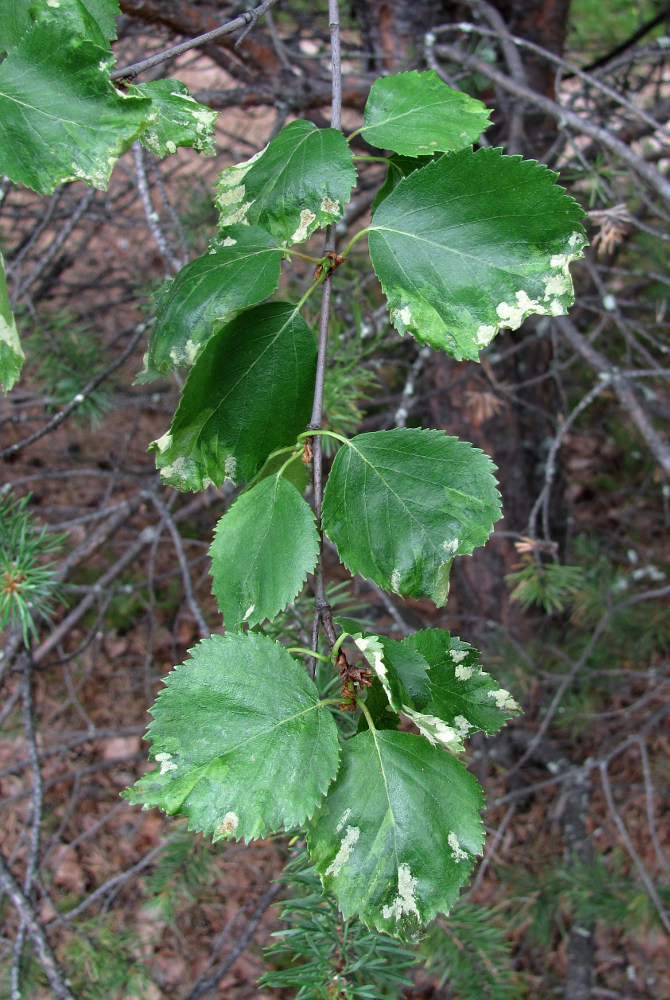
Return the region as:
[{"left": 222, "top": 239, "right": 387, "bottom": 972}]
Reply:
[
  {"left": 475, "top": 324, "right": 497, "bottom": 347},
  {"left": 448, "top": 832, "right": 468, "bottom": 862},
  {"left": 243, "top": 604, "right": 255, "bottom": 621},
  {"left": 335, "top": 808, "right": 352, "bottom": 834},
  {"left": 155, "top": 752, "right": 177, "bottom": 775},
  {"left": 454, "top": 714, "right": 472, "bottom": 737},
  {"left": 496, "top": 290, "right": 545, "bottom": 329},
  {"left": 325, "top": 825, "right": 360, "bottom": 877},
  {"left": 165, "top": 140, "right": 177, "bottom": 155},
  {"left": 442, "top": 538, "right": 459, "bottom": 555},
  {"left": 160, "top": 457, "right": 189, "bottom": 483},
  {"left": 320, "top": 196, "right": 340, "bottom": 214},
  {"left": 224, "top": 456, "right": 236, "bottom": 480},
  {"left": 405, "top": 710, "right": 462, "bottom": 751},
  {"left": 291, "top": 209, "right": 316, "bottom": 243},
  {"left": 390, "top": 569, "right": 402, "bottom": 593},
  {"left": 455, "top": 662, "right": 474, "bottom": 681},
  {"left": 221, "top": 237, "right": 237, "bottom": 247},
  {"left": 354, "top": 635, "right": 387, "bottom": 682},
  {"left": 219, "top": 184, "right": 246, "bottom": 206},
  {"left": 450, "top": 649, "right": 468, "bottom": 664},
  {"left": 488, "top": 688, "right": 520, "bottom": 711},
  {"left": 153, "top": 430, "right": 172, "bottom": 453},
  {"left": 216, "top": 811, "right": 239, "bottom": 836},
  {"left": 381, "top": 864, "right": 420, "bottom": 922}
]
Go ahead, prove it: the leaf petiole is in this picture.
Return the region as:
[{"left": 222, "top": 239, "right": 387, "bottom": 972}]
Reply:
[
  {"left": 287, "top": 646, "right": 331, "bottom": 663},
  {"left": 355, "top": 695, "right": 376, "bottom": 732}
]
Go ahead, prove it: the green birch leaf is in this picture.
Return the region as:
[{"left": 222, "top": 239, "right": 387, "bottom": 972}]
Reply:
[
  {"left": 307, "top": 729, "right": 484, "bottom": 939},
  {"left": 322, "top": 428, "right": 502, "bottom": 605},
  {"left": 368, "top": 146, "right": 587, "bottom": 360},
  {"left": 215, "top": 120, "right": 356, "bottom": 246},
  {"left": 371, "top": 152, "right": 440, "bottom": 213},
  {"left": 401, "top": 629, "right": 521, "bottom": 738},
  {"left": 0, "top": 253, "right": 23, "bottom": 394},
  {"left": 209, "top": 475, "right": 319, "bottom": 631},
  {"left": 132, "top": 79, "right": 217, "bottom": 158},
  {"left": 360, "top": 70, "right": 490, "bottom": 156},
  {"left": 357, "top": 678, "right": 401, "bottom": 733},
  {"left": 0, "top": 13, "right": 150, "bottom": 194},
  {"left": 125, "top": 632, "right": 340, "bottom": 841},
  {"left": 79, "top": 0, "right": 121, "bottom": 42},
  {"left": 348, "top": 627, "right": 466, "bottom": 751},
  {"left": 151, "top": 302, "right": 316, "bottom": 491},
  {"left": 138, "top": 226, "right": 284, "bottom": 380}
]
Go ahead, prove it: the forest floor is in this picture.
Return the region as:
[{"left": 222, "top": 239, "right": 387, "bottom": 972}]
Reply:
[{"left": 2, "top": 40, "right": 670, "bottom": 1000}]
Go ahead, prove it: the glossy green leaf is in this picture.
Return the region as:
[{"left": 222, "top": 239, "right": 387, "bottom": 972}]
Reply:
[
  {"left": 215, "top": 120, "right": 356, "bottom": 246},
  {"left": 209, "top": 475, "right": 319, "bottom": 631},
  {"left": 139, "top": 226, "right": 284, "bottom": 380},
  {"left": 125, "top": 632, "right": 340, "bottom": 841},
  {"left": 0, "top": 253, "right": 23, "bottom": 394},
  {"left": 368, "top": 146, "right": 587, "bottom": 360},
  {"left": 0, "top": 10, "right": 150, "bottom": 195},
  {"left": 322, "top": 428, "right": 502, "bottom": 605},
  {"left": 361, "top": 70, "right": 490, "bottom": 156},
  {"left": 151, "top": 302, "right": 316, "bottom": 491},
  {"left": 133, "top": 79, "right": 217, "bottom": 158},
  {"left": 308, "top": 729, "right": 484, "bottom": 938},
  {"left": 401, "top": 629, "right": 521, "bottom": 738}
]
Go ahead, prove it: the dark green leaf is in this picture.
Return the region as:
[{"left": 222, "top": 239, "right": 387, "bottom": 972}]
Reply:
[
  {"left": 361, "top": 70, "right": 490, "bottom": 156},
  {"left": 322, "top": 428, "right": 501, "bottom": 605},
  {"left": 133, "top": 79, "right": 217, "bottom": 158},
  {"left": 371, "top": 152, "right": 441, "bottom": 213},
  {"left": 368, "top": 147, "right": 587, "bottom": 359},
  {"left": 209, "top": 475, "right": 319, "bottom": 631},
  {"left": 308, "top": 729, "right": 484, "bottom": 938},
  {"left": 139, "top": 226, "right": 283, "bottom": 380},
  {"left": 151, "top": 302, "right": 316, "bottom": 490},
  {"left": 401, "top": 629, "right": 521, "bottom": 738},
  {"left": 0, "top": 10, "right": 150, "bottom": 194},
  {"left": 0, "top": 253, "right": 23, "bottom": 394},
  {"left": 356, "top": 678, "right": 401, "bottom": 733},
  {"left": 215, "top": 120, "right": 356, "bottom": 245},
  {"left": 125, "top": 632, "right": 340, "bottom": 841}
]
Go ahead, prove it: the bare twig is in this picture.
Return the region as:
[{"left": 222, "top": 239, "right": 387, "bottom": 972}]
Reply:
[
  {"left": 0, "top": 852, "right": 76, "bottom": 1000},
  {"left": 111, "top": 0, "right": 282, "bottom": 80}
]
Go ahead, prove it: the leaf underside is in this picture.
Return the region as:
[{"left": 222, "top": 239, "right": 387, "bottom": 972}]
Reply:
[{"left": 125, "top": 632, "right": 340, "bottom": 841}]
